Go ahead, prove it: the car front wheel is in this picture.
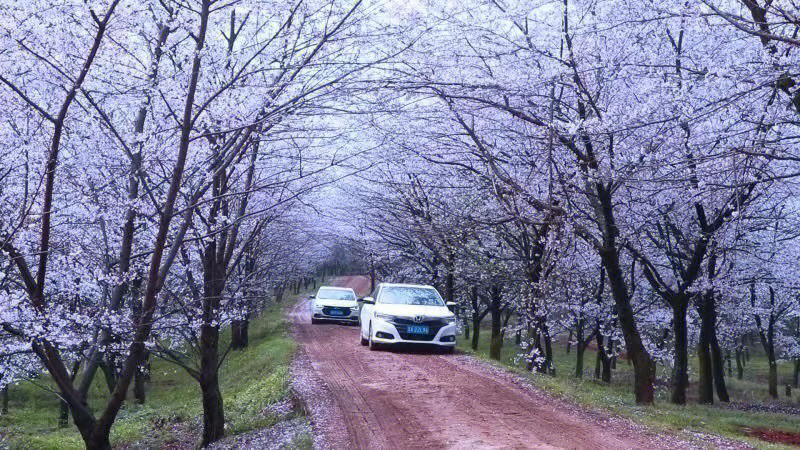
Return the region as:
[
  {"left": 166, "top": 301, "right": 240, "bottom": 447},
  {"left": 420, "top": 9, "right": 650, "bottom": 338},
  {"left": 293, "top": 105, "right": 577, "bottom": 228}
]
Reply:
[{"left": 368, "top": 323, "right": 381, "bottom": 351}]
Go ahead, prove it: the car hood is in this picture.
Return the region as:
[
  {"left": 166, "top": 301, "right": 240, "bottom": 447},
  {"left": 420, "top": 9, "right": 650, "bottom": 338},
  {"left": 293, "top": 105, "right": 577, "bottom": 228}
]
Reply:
[
  {"left": 314, "top": 299, "right": 357, "bottom": 307},
  {"left": 374, "top": 303, "right": 453, "bottom": 319}
]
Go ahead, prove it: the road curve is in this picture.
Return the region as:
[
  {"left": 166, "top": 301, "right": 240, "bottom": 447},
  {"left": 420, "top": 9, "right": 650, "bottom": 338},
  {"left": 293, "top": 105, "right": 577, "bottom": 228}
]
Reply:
[{"left": 288, "top": 276, "right": 715, "bottom": 450}]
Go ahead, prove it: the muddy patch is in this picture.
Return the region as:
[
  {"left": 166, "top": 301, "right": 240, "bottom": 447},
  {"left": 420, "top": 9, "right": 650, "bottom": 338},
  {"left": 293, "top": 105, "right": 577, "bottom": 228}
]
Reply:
[{"left": 744, "top": 428, "right": 800, "bottom": 447}]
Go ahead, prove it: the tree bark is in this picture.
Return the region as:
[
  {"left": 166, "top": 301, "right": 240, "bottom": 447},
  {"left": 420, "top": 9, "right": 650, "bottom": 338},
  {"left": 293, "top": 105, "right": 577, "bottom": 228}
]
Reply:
[
  {"left": 735, "top": 345, "right": 744, "bottom": 380},
  {"left": 768, "top": 362, "right": 778, "bottom": 399},
  {"left": 671, "top": 299, "right": 689, "bottom": 405},
  {"left": 697, "top": 331, "right": 713, "bottom": 404},
  {"left": 199, "top": 239, "right": 226, "bottom": 446},
  {"left": 575, "top": 336, "right": 585, "bottom": 378},
  {"left": 133, "top": 352, "right": 149, "bottom": 404},
  {"left": 600, "top": 245, "right": 654, "bottom": 403},
  {"left": 1, "top": 386, "right": 7, "bottom": 414},
  {"left": 231, "top": 318, "right": 249, "bottom": 350},
  {"left": 697, "top": 294, "right": 714, "bottom": 404},
  {"left": 200, "top": 343, "right": 225, "bottom": 447},
  {"left": 566, "top": 329, "right": 573, "bottom": 355},
  {"left": 471, "top": 314, "right": 481, "bottom": 351},
  {"left": 542, "top": 326, "right": 554, "bottom": 375},
  {"left": 594, "top": 331, "right": 612, "bottom": 383},
  {"left": 709, "top": 327, "right": 730, "bottom": 402},
  {"left": 489, "top": 289, "right": 503, "bottom": 360},
  {"left": 754, "top": 286, "right": 779, "bottom": 399}
]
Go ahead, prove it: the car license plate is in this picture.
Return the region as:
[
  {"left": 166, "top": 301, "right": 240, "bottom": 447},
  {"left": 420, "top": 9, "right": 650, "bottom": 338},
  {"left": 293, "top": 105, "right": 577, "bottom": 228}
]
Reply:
[
  {"left": 407, "top": 325, "right": 429, "bottom": 334},
  {"left": 329, "top": 309, "right": 344, "bottom": 316}
]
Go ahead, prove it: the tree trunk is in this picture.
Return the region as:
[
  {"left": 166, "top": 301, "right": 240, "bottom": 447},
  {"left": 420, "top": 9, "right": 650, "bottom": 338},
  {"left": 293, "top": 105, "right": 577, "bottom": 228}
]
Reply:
[
  {"left": 697, "top": 336, "right": 713, "bottom": 404},
  {"left": 471, "top": 314, "right": 481, "bottom": 351},
  {"left": 59, "top": 398, "right": 69, "bottom": 428},
  {"left": 543, "top": 326, "right": 554, "bottom": 375},
  {"left": 697, "top": 296, "right": 714, "bottom": 404},
  {"left": 575, "top": 338, "right": 585, "bottom": 379},
  {"left": 445, "top": 265, "right": 455, "bottom": 305},
  {"left": 84, "top": 432, "right": 111, "bottom": 450},
  {"left": 200, "top": 321, "right": 225, "bottom": 446},
  {"left": 671, "top": 299, "right": 689, "bottom": 405},
  {"left": 710, "top": 328, "right": 730, "bottom": 402},
  {"left": 735, "top": 346, "right": 744, "bottom": 380},
  {"left": 231, "top": 320, "right": 243, "bottom": 349},
  {"left": 566, "top": 329, "right": 573, "bottom": 354},
  {"left": 199, "top": 239, "right": 226, "bottom": 446},
  {"left": 595, "top": 347, "right": 601, "bottom": 379},
  {"left": 133, "top": 371, "right": 146, "bottom": 405},
  {"left": 231, "top": 318, "right": 249, "bottom": 350},
  {"left": 599, "top": 245, "right": 654, "bottom": 403},
  {"left": 594, "top": 331, "right": 612, "bottom": 383},
  {"left": 99, "top": 360, "right": 117, "bottom": 394},
  {"left": 1, "top": 386, "right": 7, "bottom": 414},
  {"left": 768, "top": 360, "right": 778, "bottom": 399},
  {"left": 489, "top": 297, "right": 503, "bottom": 360},
  {"left": 240, "top": 320, "right": 249, "bottom": 348},
  {"left": 133, "top": 352, "right": 149, "bottom": 405}
]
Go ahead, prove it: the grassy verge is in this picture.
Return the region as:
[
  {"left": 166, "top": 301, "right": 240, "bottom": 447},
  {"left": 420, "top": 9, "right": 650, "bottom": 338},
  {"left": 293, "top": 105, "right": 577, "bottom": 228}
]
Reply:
[
  {"left": 458, "top": 331, "right": 800, "bottom": 450},
  {"left": 0, "top": 299, "right": 300, "bottom": 449}
]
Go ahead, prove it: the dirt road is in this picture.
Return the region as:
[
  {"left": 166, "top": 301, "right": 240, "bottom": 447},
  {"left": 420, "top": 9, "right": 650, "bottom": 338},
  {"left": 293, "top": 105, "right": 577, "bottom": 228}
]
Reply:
[{"left": 288, "top": 276, "right": 723, "bottom": 450}]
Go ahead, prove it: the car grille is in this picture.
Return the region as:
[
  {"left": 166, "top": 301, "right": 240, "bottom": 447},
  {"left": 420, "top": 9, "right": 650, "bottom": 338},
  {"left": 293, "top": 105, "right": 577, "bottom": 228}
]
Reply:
[
  {"left": 321, "top": 306, "right": 351, "bottom": 317},
  {"left": 390, "top": 318, "right": 446, "bottom": 341}
]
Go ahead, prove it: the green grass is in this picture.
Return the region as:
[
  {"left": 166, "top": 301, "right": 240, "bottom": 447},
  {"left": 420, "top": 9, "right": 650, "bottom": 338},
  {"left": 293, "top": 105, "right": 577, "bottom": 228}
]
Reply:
[
  {"left": 459, "top": 330, "right": 800, "bottom": 450},
  {"left": 0, "top": 299, "right": 301, "bottom": 449}
]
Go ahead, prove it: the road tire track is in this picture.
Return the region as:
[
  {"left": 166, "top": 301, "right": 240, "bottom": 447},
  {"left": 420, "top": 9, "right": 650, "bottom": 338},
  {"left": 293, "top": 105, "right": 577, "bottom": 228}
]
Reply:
[{"left": 289, "top": 276, "right": 745, "bottom": 450}]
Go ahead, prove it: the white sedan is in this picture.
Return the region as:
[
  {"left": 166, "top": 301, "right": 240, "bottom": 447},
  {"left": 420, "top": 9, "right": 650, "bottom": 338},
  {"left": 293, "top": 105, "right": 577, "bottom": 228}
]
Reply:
[
  {"left": 311, "top": 286, "right": 359, "bottom": 324},
  {"left": 359, "top": 283, "right": 457, "bottom": 352}
]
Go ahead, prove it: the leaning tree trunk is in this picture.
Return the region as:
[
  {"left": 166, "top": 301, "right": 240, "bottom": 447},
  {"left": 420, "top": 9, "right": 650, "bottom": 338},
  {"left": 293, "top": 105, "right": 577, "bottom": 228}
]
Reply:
[
  {"left": 601, "top": 245, "right": 655, "bottom": 403},
  {"left": 709, "top": 325, "right": 730, "bottom": 402}
]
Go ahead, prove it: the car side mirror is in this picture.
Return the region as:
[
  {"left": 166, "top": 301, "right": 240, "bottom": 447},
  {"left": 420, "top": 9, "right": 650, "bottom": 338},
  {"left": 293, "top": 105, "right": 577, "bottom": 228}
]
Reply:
[
  {"left": 361, "top": 297, "right": 375, "bottom": 304},
  {"left": 446, "top": 302, "right": 457, "bottom": 308},
  {"left": 309, "top": 294, "right": 315, "bottom": 299}
]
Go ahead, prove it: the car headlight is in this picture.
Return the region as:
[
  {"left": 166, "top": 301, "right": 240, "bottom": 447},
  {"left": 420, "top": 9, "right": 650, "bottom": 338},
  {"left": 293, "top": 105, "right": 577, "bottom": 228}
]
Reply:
[
  {"left": 375, "top": 313, "right": 395, "bottom": 321},
  {"left": 445, "top": 316, "right": 456, "bottom": 324}
]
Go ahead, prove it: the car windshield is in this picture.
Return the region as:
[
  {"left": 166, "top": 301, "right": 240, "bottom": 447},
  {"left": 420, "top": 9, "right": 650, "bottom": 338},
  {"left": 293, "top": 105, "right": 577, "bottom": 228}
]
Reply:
[
  {"left": 316, "top": 288, "right": 356, "bottom": 300},
  {"left": 379, "top": 286, "right": 444, "bottom": 306}
]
